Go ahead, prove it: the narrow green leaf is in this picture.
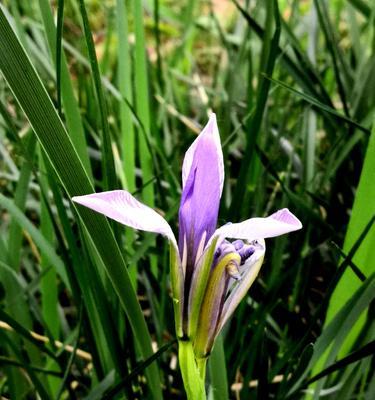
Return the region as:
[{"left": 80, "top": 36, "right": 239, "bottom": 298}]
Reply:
[
  {"left": 313, "top": 0, "right": 351, "bottom": 116},
  {"left": 77, "top": 0, "right": 116, "bottom": 190},
  {"left": 0, "top": 193, "right": 69, "bottom": 287},
  {"left": 56, "top": 304, "right": 83, "bottom": 400},
  {"left": 271, "top": 215, "right": 374, "bottom": 380},
  {"left": 230, "top": 0, "right": 281, "bottom": 218},
  {"left": 103, "top": 340, "right": 176, "bottom": 399},
  {"left": 39, "top": 152, "right": 59, "bottom": 339},
  {"left": 208, "top": 335, "right": 228, "bottom": 400},
  {"left": 231, "top": 0, "right": 335, "bottom": 109},
  {"left": 287, "top": 274, "right": 375, "bottom": 396},
  {"left": 277, "top": 343, "right": 314, "bottom": 397},
  {"left": 37, "top": 0, "right": 92, "bottom": 177},
  {"left": 132, "top": 0, "right": 155, "bottom": 204},
  {"left": 116, "top": 0, "right": 135, "bottom": 193},
  {"left": 56, "top": 0, "right": 64, "bottom": 114},
  {"left": 347, "top": 0, "right": 372, "bottom": 17},
  {"left": 0, "top": 331, "right": 51, "bottom": 400},
  {"left": 116, "top": 0, "right": 138, "bottom": 287},
  {"left": 257, "top": 329, "right": 269, "bottom": 400},
  {"left": 0, "top": 356, "right": 62, "bottom": 377},
  {"left": 7, "top": 134, "right": 36, "bottom": 270},
  {"left": 0, "top": 308, "right": 57, "bottom": 361},
  {"left": 267, "top": 76, "right": 370, "bottom": 134},
  {"left": 83, "top": 371, "right": 115, "bottom": 400},
  {"left": 307, "top": 340, "right": 375, "bottom": 385},
  {"left": 39, "top": 152, "right": 60, "bottom": 396},
  {"left": 325, "top": 121, "right": 375, "bottom": 355}
]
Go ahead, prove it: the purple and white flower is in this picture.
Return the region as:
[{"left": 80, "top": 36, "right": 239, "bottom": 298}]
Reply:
[{"left": 72, "top": 114, "right": 302, "bottom": 357}]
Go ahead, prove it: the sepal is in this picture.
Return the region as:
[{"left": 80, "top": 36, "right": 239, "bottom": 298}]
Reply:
[
  {"left": 194, "top": 252, "right": 241, "bottom": 359},
  {"left": 170, "top": 242, "right": 184, "bottom": 338},
  {"left": 187, "top": 236, "right": 219, "bottom": 339}
]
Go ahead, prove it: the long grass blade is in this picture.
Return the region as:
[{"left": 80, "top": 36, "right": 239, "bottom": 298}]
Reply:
[
  {"left": 132, "top": 0, "right": 155, "bottom": 204},
  {"left": 0, "top": 193, "right": 69, "bottom": 286},
  {"left": 208, "top": 334, "right": 229, "bottom": 400},
  {"left": 37, "top": 0, "right": 92, "bottom": 177},
  {"left": 77, "top": 0, "right": 116, "bottom": 190},
  {"left": 324, "top": 122, "right": 375, "bottom": 355},
  {"left": 230, "top": 0, "right": 281, "bottom": 218}
]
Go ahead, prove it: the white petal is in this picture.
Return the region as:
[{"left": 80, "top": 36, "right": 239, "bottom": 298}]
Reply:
[
  {"left": 181, "top": 113, "right": 224, "bottom": 195},
  {"left": 213, "top": 208, "right": 302, "bottom": 242},
  {"left": 72, "top": 190, "right": 178, "bottom": 248}
]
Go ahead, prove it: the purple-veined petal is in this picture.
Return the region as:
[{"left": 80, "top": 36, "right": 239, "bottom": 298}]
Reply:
[
  {"left": 182, "top": 113, "right": 224, "bottom": 194},
  {"left": 212, "top": 208, "right": 302, "bottom": 242},
  {"left": 178, "top": 114, "right": 224, "bottom": 282},
  {"left": 72, "top": 190, "right": 178, "bottom": 248},
  {"left": 217, "top": 240, "right": 266, "bottom": 334}
]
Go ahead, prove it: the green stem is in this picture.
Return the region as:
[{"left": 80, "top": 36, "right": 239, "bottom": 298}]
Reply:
[
  {"left": 196, "top": 357, "right": 207, "bottom": 381},
  {"left": 178, "top": 340, "right": 206, "bottom": 400}
]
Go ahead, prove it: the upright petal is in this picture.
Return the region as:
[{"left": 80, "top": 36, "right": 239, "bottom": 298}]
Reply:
[
  {"left": 212, "top": 208, "right": 302, "bottom": 242},
  {"left": 182, "top": 114, "right": 224, "bottom": 194},
  {"left": 178, "top": 114, "right": 224, "bottom": 276},
  {"left": 72, "top": 190, "right": 178, "bottom": 248}
]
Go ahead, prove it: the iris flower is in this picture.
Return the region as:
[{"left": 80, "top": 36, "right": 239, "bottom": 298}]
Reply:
[{"left": 72, "top": 114, "right": 302, "bottom": 399}]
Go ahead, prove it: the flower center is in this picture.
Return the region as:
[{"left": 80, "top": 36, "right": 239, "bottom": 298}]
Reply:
[{"left": 214, "top": 239, "right": 256, "bottom": 269}]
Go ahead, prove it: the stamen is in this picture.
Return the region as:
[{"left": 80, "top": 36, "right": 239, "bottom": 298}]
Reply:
[
  {"left": 226, "top": 260, "right": 241, "bottom": 280},
  {"left": 238, "top": 245, "right": 255, "bottom": 265}
]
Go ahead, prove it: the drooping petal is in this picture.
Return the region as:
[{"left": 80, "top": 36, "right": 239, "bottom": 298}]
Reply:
[
  {"left": 217, "top": 240, "right": 266, "bottom": 334},
  {"left": 212, "top": 208, "right": 302, "bottom": 243},
  {"left": 178, "top": 114, "right": 224, "bottom": 279},
  {"left": 72, "top": 190, "right": 178, "bottom": 248}
]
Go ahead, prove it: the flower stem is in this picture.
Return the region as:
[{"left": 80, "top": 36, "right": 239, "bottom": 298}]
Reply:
[
  {"left": 178, "top": 340, "right": 206, "bottom": 400},
  {"left": 196, "top": 357, "right": 207, "bottom": 380}
]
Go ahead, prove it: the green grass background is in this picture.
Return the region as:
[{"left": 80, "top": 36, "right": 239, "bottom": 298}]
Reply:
[{"left": 0, "top": 0, "right": 374, "bottom": 398}]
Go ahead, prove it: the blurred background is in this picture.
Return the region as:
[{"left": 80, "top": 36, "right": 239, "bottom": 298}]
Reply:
[{"left": 0, "top": 0, "right": 374, "bottom": 398}]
